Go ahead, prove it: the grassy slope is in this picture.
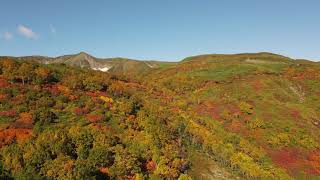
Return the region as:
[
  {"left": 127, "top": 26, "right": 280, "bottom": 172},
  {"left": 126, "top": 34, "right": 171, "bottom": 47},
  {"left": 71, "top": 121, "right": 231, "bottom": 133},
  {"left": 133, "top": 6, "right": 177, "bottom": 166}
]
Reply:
[
  {"left": 143, "top": 53, "right": 320, "bottom": 179},
  {"left": 0, "top": 53, "right": 319, "bottom": 179}
]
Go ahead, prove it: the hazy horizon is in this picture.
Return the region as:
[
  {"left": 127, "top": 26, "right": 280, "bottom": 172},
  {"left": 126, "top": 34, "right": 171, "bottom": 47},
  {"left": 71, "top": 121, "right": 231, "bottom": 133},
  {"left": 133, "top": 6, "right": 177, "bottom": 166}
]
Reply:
[{"left": 2, "top": 51, "right": 318, "bottom": 62}]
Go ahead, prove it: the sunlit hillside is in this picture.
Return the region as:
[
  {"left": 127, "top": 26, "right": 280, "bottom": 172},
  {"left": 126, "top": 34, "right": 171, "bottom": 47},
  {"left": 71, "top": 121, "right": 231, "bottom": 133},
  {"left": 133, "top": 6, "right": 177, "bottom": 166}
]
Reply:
[{"left": 0, "top": 53, "right": 319, "bottom": 179}]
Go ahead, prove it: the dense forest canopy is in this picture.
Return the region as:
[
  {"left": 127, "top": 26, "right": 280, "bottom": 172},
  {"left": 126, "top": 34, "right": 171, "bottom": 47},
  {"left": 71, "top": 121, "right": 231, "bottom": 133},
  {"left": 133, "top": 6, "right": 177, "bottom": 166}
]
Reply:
[{"left": 0, "top": 53, "right": 319, "bottom": 179}]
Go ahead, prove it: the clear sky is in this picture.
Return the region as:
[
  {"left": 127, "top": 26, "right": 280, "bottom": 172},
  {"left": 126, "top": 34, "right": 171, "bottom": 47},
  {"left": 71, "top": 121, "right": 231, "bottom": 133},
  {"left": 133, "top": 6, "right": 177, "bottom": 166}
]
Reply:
[{"left": 0, "top": 0, "right": 319, "bottom": 61}]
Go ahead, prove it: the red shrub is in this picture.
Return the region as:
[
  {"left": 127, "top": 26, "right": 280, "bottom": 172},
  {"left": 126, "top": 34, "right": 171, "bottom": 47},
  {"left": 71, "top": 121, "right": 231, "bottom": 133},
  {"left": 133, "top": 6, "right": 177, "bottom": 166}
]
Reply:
[
  {"left": 0, "top": 77, "right": 9, "bottom": 88},
  {"left": 0, "top": 109, "right": 17, "bottom": 117},
  {"left": 68, "top": 95, "right": 78, "bottom": 101},
  {"left": 73, "top": 107, "right": 89, "bottom": 115},
  {"left": 11, "top": 94, "right": 25, "bottom": 105},
  {"left": 251, "top": 80, "right": 263, "bottom": 91},
  {"left": 99, "top": 167, "right": 109, "bottom": 175},
  {"left": 195, "top": 102, "right": 221, "bottom": 121},
  {"left": 127, "top": 115, "right": 136, "bottom": 121},
  {"left": 44, "top": 85, "right": 60, "bottom": 95},
  {"left": 0, "top": 93, "right": 8, "bottom": 101},
  {"left": 146, "top": 160, "right": 157, "bottom": 171},
  {"left": 11, "top": 112, "right": 34, "bottom": 129},
  {"left": 290, "top": 109, "right": 301, "bottom": 119},
  {"left": 306, "top": 151, "right": 320, "bottom": 175},
  {"left": 86, "top": 114, "right": 103, "bottom": 123},
  {"left": 85, "top": 92, "right": 97, "bottom": 97},
  {"left": 73, "top": 107, "right": 84, "bottom": 115},
  {"left": 269, "top": 148, "right": 305, "bottom": 175},
  {"left": 0, "top": 128, "right": 32, "bottom": 148}
]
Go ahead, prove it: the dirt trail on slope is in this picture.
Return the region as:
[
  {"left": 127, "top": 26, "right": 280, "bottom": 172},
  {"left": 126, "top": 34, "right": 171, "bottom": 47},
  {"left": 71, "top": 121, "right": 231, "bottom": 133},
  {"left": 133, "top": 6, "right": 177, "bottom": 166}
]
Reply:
[{"left": 188, "top": 150, "right": 238, "bottom": 180}]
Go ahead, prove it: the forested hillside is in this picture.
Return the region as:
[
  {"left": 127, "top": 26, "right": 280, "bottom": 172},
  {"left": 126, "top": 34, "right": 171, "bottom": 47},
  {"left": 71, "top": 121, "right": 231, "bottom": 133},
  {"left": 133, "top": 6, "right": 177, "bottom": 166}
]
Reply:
[{"left": 0, "top": 53, "right": 319, "bottom": 179}]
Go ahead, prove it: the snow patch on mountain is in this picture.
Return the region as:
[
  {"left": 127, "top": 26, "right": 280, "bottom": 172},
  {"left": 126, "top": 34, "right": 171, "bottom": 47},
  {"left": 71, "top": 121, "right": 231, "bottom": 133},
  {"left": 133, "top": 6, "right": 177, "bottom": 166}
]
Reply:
[
  {"left": 92, "top": 66, "right": 112, "bottom": 72},
  {"left": 144, "top": 62, "right": 156, "bottom": 68}
]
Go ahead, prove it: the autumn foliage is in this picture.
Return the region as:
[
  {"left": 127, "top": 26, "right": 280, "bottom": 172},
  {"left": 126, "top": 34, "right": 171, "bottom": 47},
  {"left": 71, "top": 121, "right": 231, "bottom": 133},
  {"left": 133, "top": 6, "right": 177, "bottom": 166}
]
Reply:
[
  {"left": 86, "top": 114, "right": 103, "bottom": 123},
  {"left": 0, "top": 53, "right": 320, "bottom": 179}
]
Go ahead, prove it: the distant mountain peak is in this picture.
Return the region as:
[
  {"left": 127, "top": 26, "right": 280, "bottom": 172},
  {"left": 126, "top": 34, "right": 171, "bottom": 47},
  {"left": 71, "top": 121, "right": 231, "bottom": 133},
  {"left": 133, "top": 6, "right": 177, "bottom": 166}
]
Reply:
[
  {"left": 76, "top": 52, "right": 95, "bottom": 59},
  {"left": 79, "top": 51, "right": 87, "bottom": 54}
]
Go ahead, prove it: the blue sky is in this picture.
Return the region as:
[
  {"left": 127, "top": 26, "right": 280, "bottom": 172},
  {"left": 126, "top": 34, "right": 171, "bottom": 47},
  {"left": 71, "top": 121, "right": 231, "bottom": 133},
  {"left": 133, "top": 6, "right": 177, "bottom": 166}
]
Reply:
[{"left": 0, "top": 0, "right": 319, "bottom": 61}]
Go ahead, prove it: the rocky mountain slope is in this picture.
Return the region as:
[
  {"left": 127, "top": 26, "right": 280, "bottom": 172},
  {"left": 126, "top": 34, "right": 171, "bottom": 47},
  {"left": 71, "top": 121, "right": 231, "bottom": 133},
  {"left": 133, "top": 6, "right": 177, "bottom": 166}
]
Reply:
[{"left": 0, "top": 52, "right": 172, "bottom": 74}]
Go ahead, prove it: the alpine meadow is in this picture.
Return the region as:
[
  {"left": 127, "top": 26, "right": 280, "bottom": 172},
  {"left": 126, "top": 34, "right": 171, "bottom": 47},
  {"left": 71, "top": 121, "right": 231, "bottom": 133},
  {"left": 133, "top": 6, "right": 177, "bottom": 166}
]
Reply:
[{"left": 1, "top": 1, "right": 320, "bottom": 180}]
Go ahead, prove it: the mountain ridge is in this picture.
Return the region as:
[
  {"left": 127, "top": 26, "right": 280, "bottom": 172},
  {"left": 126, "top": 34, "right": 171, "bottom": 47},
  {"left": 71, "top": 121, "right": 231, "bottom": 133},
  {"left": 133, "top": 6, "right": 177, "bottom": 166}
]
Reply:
[
  {"left": 0, "top": 52, "right": 167, "bottom": 74},
  {"left": 0, "top": 52, "right": 318, "bottom": 74}
]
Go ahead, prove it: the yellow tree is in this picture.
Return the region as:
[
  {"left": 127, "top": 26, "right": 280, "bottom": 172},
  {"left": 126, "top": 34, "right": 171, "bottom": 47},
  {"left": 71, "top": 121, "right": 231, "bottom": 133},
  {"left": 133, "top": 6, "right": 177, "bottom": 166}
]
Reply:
[
  {"left": 18, "top": 63, "right": 33, "bottom": 85},
  {"left": 35, "top": 67, "right": 51, "bottom": 84},
  {"left": 0, "top": 59, "right": 17, "bottom": 83}
]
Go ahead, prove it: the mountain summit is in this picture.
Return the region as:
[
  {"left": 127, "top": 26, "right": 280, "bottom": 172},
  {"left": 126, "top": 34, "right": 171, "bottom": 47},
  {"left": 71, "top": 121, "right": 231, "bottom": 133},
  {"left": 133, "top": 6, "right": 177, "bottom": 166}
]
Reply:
[{"left": 0, "top": 52, "right": 166, "bottom": 74}]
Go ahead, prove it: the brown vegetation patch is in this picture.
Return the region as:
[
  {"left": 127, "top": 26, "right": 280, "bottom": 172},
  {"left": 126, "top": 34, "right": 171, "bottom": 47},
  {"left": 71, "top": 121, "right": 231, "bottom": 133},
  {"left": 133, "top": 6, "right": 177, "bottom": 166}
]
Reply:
[
  {"left": 170, "top": 107, "right": 180, "bottom": 113},
  {"left": 85, "top": 91, "right": 108, "bottom": 98},
  {"left": 0, "top": 109, "right": 17, "bottom": 117},
  {"left": 0, "top": 93, "right": 8, "bottom": 101},
  {"left": 0, "top": 128, "right": 32, "bottom": 148},
  {"left": 195, "top": 102, "right": 222, "bottom": 120},
  {"left": 11, "top": 94, "right": 25, "bottom": 105},
  {"left": 57, "top": 84, "right": 70, "bottom": 94},
  {"left": 227, "top": 119, "right": 245, "bottom": 134},
  {"left": 0, "top": 112, "right": 34, "bottom": 148},
  {"left": 86, "top": 114, "right": 103, "bottom": 123},
  {"left": 0, "top": 76, "right": 9, "bottom": 88},
  {"left": 251, "top": 79, "right": 263, "bottom": 92},
  {"left": 267, "top": 148, "right": 320, "bottom": 175},
  {"left": 43, "top": 84, "right": 61, "bottom": 95},
  {"left": 269, "top": 148, "right": 302, "bottom": 169},
  {"left": 73, "top": 107, "right": 89, "bottom": 116},
  {"left": 99, "top": 167, "right": 110, "bottom": 175},
  {"left": 10, "top": 112, "right": 34, "bottom": 129},
  {"left": 89, "top": 124, "right": 116, "bottom": 134},
  {"left": 145, "top": 160, "right": 157, "bottom": 172},
  {"left": 289, "top": 108, "right": 302, "bottom": 119},
  {"left": 305, "top": 151, "right": 320, "bottom": 175},
  {"left": 68, "top": 94, "right": 78, "bottom": 101}
]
